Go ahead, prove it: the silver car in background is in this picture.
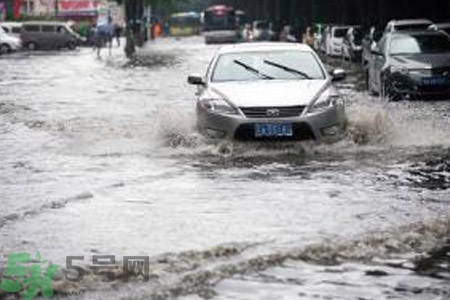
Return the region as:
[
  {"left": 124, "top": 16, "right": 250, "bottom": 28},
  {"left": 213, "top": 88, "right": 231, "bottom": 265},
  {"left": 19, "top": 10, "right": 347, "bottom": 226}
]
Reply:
[{"left": 188, "top": 43, "right": 347, "bottom": 142}]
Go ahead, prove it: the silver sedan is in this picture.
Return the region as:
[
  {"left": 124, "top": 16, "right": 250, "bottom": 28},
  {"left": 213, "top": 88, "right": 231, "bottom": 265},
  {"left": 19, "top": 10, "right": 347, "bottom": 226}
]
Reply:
[{"left": 188, "top": 43, "right": 347, "bottom": 142}]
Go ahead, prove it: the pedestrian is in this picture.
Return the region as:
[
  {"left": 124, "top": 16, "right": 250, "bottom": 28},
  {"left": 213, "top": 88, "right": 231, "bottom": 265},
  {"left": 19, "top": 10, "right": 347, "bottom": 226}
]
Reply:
[
  {"left": 302, "top": 27, "right": 315, "bottom": 48},
  {"left": 114, "top": 24, "right": 122, "bottom": 47}
]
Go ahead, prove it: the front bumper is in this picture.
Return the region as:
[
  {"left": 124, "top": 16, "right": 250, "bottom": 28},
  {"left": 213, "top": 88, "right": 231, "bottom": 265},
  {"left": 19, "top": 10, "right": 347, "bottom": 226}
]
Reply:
[
  {"left": 389, "top": 71, "right": 450, "bottom": 99},
  {"left": 197, "top": 104, "right": 346, "bottom": 142}
]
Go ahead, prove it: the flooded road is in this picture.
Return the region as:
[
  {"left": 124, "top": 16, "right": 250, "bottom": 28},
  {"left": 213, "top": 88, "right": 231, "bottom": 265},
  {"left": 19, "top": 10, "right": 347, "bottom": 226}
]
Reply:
[{"left": 1, "top": 37, "right": 449, "bottom": 300}]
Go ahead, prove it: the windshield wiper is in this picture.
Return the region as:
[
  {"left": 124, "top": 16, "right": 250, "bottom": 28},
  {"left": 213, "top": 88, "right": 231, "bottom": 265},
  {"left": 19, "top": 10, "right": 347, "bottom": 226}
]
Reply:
[
  {"left": 233, "top": 60, "right": 274, "bottom": 80},
  {"left": 263, "top": 60, "right": 312, "bottom": 79}
]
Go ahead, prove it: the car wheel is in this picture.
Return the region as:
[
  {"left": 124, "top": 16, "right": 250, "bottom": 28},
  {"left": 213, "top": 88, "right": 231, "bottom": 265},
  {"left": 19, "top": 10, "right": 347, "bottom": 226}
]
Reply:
[
  {"left": 67, "top": 41, "right": 76, "bottom": 50},
  {"left": 26, "top": 42, "right": 38, "bottom": 51},
  {"left": 1, "top": 43, "right": 11, "bottom": 53}
]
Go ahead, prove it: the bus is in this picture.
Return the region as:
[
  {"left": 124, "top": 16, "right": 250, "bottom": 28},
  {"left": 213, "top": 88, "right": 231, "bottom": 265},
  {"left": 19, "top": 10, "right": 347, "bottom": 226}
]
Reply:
[
  {"left": 202, "top": 5, "right": 237, "bottom": 44},
  {"left": 168, "top": 12, "right": 201, "bottom": 37}
]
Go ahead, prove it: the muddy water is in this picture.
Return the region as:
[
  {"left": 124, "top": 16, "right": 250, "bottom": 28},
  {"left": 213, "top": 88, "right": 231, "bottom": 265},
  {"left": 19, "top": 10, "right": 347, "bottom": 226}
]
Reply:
[{"left": 0, "top": 37, "right": 449, "bottom": 300}]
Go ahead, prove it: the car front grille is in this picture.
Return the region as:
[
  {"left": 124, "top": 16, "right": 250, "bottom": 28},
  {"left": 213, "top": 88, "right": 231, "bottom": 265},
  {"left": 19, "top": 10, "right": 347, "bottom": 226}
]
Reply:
[{"left": 240, "top": 106, "right": 306, "bottom": 118}]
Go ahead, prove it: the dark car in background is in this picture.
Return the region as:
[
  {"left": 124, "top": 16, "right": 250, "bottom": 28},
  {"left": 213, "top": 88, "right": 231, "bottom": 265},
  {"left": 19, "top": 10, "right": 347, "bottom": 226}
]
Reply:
[
  {"left": 368, "top": 30, "right": 450, "bottom": 100},
  {"left": 21, "top": 21, "right": 82, "bottom": 50}
]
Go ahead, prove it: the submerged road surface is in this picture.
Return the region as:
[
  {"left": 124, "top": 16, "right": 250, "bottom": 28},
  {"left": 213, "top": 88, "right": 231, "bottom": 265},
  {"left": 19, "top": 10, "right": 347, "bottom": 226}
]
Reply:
[{"left": 0, "top": 37, "right": 449, "bottom": 300}]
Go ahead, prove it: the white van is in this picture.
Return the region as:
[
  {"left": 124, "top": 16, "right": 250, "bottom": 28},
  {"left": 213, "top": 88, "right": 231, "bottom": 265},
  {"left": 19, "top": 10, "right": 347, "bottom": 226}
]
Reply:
[
  {"left": 326, "top": 26, "right": 351, "bottom": 57},
  {"left": 0, "top": 26, "right": 21, "bottom": 53},
  {"left": 0, "top": 22, "right": 23, "bottom": 39}
]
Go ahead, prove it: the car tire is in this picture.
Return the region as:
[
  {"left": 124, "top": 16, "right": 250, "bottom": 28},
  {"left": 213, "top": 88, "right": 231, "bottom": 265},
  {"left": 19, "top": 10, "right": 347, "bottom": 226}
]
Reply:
[
  {"left": 1, "top": 43, "right": 11, "bottom": 53},
  {"left": 67, "top": 41, "right": 76, "bottom": 50},
  {"left": 26, "top": 42, "right": 38, "bottom": 51}
]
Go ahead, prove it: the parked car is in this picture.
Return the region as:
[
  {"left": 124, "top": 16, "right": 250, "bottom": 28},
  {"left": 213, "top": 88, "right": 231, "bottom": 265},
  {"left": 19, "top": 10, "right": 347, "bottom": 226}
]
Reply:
[
  {"left": 429, "top": 23, "right": 450, "bottom": 36},
  {"left": 0, "top": 26, "right": 21, "bottom": 54},
  {"left": 326, "top": 26, "right": 351, "bottom": 57},
  {"left": 384, "top": 19, "right": 434, "bottom": 33},
  {"left": 187, "top": 43, "right": 347, "bottom": 142},
  {"left": 252, "top": 20, "right": 270, "bottom": 41},
  {"left": 362, "top": 26, "right": 383, "bottom": 65},
  {"left": 342, "top": 26, "right": 363, "bottom": 62},
  {"left": 0, "top": 22, "right": 22, "bottom": 39},
  {"left": 20, "top": 21, "right": 82, "bottom": 51},
  {"left": 367, "top": 30, "right": 450, "bottom": 101}
]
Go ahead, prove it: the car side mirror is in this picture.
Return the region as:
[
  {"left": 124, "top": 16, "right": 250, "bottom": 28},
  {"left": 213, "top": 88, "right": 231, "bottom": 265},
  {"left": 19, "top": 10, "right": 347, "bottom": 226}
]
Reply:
[
  {"left": 330, "top": 68, "right": 346, "bottom": 82},
  {"left": 188, "top": 74, "right": 205, "bottom": 86}
]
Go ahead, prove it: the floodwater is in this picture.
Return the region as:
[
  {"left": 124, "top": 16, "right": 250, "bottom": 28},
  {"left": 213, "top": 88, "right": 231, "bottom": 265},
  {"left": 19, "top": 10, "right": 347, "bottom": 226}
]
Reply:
[{"left": 0, "top": 37, "right": 449, "bottom": 300}]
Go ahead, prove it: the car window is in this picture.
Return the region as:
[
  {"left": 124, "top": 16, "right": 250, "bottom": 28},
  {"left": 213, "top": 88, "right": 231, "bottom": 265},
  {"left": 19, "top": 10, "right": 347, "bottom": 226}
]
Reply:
[
  {"left": 212, "top": 50, "right": 326, "bottom": 82},
  {"left": 56, "top": 26, "right": 68, "bottom": 33},
  {"left": 24, "top": 25, "right": 40, "bottom": 32},
  {"left": 42, "top": 25, "right": 55, "bottom": 32},
  {"left": 390, "top": 34, "right": 450, "bottom": 55},
  {"left": 255, "top": 22, "right": 269, "bottom": 30},
  {"left": 394, "top": 24, "right": 431, "bottom": 31},
  {"left": 12, "top": 27, "right": 22, "bottom": 34},
  {"left": 333, "top": 28, "right": 347, "bottom": 38}
]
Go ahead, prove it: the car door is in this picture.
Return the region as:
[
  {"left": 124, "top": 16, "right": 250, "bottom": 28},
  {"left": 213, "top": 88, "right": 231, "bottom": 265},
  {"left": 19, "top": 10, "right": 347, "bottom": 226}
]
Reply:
[{"left": 41, "top": 24, "right": 56, "bottom": 48}]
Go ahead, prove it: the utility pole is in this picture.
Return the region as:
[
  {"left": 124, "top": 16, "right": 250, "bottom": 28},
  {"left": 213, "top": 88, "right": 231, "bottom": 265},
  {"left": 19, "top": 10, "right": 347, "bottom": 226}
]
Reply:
[{"left": 54, "top": 0, "right": 58, "bottom": 17}]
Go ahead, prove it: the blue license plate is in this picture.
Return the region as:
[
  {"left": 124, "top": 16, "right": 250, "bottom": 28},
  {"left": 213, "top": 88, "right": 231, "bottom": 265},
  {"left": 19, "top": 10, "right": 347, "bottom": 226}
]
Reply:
[
  {"left": 255, "top": 123, "right": 293, "bottom": 137},
  {"left": 421, "top": 76, "right": 448, "bottom": 86}
]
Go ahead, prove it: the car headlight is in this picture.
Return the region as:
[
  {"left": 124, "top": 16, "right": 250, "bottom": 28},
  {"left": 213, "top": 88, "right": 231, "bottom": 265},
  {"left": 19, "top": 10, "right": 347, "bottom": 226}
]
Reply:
[
  {"left": 308, "top": 90, "right": 342, "bottom": 113},
  {"left": 391, "top": 66, "right": 409, "bottom": 75},
  {"left": 200, "top": 98, "right": 238, "bottom": 115}
]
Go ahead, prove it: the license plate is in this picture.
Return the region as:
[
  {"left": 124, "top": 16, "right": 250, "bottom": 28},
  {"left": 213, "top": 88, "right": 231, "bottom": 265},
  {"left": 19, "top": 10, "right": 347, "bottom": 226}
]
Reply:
[
  {"left": 421, "top": 76, "right": 448, "bottom": 86},
  {"left": 255, "top": 123, "right": 293, "bottom": 138}
]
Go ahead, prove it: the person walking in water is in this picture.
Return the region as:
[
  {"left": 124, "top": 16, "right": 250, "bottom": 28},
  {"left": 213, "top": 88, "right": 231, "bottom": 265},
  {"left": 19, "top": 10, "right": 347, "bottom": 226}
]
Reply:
[
  {"left": 94, "top": 16, "right": 114, "bottom": 57},
  {"left": 114, "top": 24, "right": 122, "bottom": 47}
]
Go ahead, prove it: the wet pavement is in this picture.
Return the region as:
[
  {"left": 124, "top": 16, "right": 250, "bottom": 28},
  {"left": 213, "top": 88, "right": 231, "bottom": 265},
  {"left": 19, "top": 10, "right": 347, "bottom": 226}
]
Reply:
[{"left": 0, "top": 37, "right": 449, "bottom": 300}]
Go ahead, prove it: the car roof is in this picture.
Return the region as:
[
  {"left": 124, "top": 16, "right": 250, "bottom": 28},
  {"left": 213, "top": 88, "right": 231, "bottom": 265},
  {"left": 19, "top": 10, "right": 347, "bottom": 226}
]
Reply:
[
  {"left": 331, "top": 25, "right": 352, "bottom": 29},
  {"left": 389, "top": 19, "right": 433, "bottom": 26},
  {"left": 389, "top": 30, "right": 447, "bottom": 37},
  {"left": 217, "top": 42, "right": 313, "bottom": 54},
  {"left": 0, "top": 22, "right": 22, "bottom": 26},
  {"left": 23, "top": 21, "right": 67, "bottom": 26}
]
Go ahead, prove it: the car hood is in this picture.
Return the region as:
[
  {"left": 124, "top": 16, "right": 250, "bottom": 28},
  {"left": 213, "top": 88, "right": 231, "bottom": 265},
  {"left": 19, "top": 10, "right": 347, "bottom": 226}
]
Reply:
[
  {"left": 209, "top": 80, "right": 329, "bottom": 107},
  {"left": 391, "top": 53, "right": 450, "bottom": 69},
  {"left": 0, "top": 33, "right": 20, "bottom": 43}
]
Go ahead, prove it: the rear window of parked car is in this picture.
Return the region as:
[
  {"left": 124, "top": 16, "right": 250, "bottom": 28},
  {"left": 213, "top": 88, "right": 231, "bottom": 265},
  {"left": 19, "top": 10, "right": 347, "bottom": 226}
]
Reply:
[
  {"left": 42, "top": 25, "right": 55, "bottom": 32},
  {"left": 24, "top": 25, "right": 40, "bottom": 32}
]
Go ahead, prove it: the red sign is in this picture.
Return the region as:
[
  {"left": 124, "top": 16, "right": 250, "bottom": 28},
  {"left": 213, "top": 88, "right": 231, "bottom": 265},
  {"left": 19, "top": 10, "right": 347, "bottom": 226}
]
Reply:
[
  {"left": 58, "top": 0, "right": 97, "bottom": 16},
  {"left": 13, "top": 0, "right": 22, "bottom": 18}
]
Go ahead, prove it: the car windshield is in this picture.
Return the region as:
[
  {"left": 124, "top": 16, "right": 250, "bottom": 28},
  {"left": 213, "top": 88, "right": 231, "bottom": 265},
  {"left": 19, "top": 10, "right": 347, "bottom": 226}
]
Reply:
[
  {"left": 390, "top": 34, "right": 450, "bottom": 55},
  {"left": 394, "top": 23, "right": 431, "bottom": 31},
  {"left": 333, "top": 28, "right": 348, "bottom": 38},
  {"left": 0, "top": 26, "right": 5, "bottom": 34},
  {"left": 255, "top": 22, "right": 269, "bottom": 30},
  {"left": 212, "top": 50, "right": 325, "bottom": 82}
]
